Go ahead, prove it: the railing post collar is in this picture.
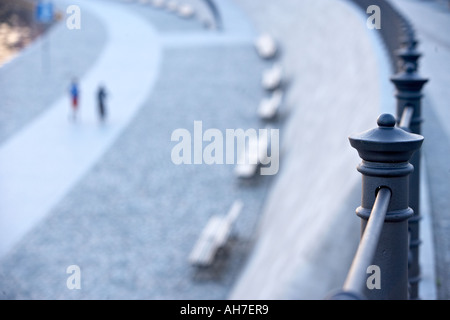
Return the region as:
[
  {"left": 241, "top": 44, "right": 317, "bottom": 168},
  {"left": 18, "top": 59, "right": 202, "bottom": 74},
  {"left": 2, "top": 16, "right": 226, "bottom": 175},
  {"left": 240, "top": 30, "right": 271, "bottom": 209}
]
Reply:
[{"left": 391, "top": 63, "right": 428, "bottom": 95}]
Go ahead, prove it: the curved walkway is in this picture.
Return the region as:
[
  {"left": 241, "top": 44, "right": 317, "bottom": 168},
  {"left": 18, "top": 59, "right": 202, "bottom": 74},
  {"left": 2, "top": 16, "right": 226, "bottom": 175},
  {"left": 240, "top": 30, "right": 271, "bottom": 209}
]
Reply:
[
  {"left": 0, "top": 2, "right": 108, "bottom": 144},
  {"left": 0, "top": 0, "right": 162, "bottom": 258}
]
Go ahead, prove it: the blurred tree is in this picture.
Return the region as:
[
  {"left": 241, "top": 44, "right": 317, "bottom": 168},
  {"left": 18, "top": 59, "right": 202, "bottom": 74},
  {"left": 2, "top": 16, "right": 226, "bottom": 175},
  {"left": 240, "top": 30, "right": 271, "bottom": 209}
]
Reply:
[{"left": 0, "top": 0, "right": 34, "bottom": 26}]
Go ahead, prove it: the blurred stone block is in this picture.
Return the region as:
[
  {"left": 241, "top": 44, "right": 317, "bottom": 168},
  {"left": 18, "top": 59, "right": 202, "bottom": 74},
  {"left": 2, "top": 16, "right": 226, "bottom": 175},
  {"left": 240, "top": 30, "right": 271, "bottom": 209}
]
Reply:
[{"left": 255, "top": 33, "right": 277, "bottom": 59}]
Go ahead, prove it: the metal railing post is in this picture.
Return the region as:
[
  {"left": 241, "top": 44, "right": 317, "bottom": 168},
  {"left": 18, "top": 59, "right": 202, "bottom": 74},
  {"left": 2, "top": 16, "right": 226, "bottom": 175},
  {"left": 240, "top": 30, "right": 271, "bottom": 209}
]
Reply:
[
  {"left": 397, "top": 30, "right": 421, "bottom": 73},
  {"left": 391, "top": 52, "right": 428, "bottom": 299},
  {"left": 348, "top": 114, "right": 424, "bottom": 299}
]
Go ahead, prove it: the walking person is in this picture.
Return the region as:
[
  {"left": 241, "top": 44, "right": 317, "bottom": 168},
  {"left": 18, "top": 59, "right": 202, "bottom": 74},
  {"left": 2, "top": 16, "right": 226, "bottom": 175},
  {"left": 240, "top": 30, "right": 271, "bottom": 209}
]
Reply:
[
  {"left": 69, "top": 78, "right": 80, "bottom": 121},
  {"left": 97, "top": 85, "right": 107, "bottom": 122}
]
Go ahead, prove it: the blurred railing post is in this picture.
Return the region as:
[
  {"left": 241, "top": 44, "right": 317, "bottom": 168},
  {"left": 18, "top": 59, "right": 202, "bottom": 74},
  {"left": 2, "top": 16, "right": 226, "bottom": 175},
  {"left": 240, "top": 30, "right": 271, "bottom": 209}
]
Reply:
[
  {"left": 397, "top": 30, "right": 421, "bottom": 73},
  {"left": 343, "top": 114, "right": 423, "bottom": 299},
  {"left": 391, "top": 43, "right": 428, "bottom": 298}
]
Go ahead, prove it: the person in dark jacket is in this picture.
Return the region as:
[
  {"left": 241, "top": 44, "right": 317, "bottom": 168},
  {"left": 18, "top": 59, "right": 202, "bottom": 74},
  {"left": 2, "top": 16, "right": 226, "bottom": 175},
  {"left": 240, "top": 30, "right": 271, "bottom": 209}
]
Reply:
[{"left": 97, "top": 85, "right": 107, "bottom": 122}]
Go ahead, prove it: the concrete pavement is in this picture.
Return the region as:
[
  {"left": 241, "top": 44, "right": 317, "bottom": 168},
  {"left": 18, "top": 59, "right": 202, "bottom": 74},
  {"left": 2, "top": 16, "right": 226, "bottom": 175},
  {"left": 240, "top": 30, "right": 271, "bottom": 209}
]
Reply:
[
  {"left": 229, "top": 0, "right": 395, "bottom": 299},
  {"left": 229, "top": 0, "right": 442, "bottom": 300}
]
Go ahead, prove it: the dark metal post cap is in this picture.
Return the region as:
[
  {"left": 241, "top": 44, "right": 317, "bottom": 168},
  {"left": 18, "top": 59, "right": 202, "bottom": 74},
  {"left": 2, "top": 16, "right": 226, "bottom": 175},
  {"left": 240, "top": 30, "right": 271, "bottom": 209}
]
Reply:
[{"left": 349, "top": 114, "right": 424, "bottom": 163}]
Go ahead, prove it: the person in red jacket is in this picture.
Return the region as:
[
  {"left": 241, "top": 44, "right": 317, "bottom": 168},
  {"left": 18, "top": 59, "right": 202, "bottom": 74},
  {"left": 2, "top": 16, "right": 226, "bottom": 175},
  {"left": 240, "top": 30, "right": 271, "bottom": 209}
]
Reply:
[{"left": 69, "top": 78, "right": 79, "bottom": 120}]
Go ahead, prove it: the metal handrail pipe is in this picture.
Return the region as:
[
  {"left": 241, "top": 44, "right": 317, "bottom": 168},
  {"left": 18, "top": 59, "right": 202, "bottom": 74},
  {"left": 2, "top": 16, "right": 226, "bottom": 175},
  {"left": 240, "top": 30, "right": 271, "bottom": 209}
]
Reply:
[
  {"left": 203, "top": 0, "right": 222, "bottom": 30},
  {"left": 342, "top": 187, "right": 392, "bottom": 295},
  {"left": 399, "top": 106, "right": 414, "bottom": 130}
]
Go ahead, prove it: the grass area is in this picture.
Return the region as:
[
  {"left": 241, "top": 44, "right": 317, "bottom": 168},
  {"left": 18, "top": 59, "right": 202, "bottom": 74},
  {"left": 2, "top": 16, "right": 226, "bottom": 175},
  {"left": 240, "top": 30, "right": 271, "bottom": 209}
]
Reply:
[{"left": 0, "top": 0, "right": 35, "bottom": 26}]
